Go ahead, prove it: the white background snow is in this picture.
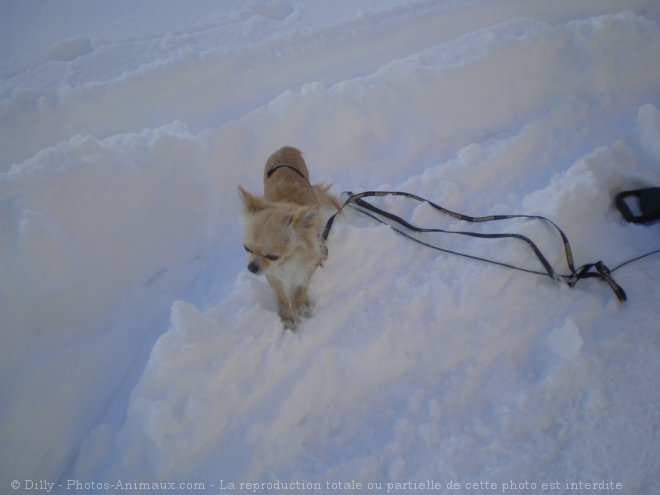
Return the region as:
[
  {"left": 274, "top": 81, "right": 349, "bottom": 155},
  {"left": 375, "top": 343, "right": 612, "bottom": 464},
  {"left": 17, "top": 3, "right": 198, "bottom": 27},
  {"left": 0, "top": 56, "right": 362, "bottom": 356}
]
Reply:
[{"left": 1, "top": 1, "right": 660, "bottom": 494}]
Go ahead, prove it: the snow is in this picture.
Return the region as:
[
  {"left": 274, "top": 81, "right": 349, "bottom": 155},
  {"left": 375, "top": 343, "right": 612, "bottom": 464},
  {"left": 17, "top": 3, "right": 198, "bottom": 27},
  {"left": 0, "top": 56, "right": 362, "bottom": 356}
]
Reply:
[{"left": 1, "top": 1, "right": 660, "bottom": 493}]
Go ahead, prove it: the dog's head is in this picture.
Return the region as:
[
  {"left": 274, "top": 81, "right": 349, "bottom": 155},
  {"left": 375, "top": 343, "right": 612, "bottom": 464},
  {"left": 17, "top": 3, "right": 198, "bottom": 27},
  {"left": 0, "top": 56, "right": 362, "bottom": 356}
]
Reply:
[{"left": 238, "top": 186, "right": 319, "bottom": 275}]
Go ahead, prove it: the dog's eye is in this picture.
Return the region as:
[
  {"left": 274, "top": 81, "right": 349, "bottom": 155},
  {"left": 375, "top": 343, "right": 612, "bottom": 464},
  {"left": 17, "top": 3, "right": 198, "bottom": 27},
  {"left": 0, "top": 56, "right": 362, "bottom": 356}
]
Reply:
[
  {"left": 243, "top": 245, "right": 252, "bottom": 253},
  {"left": 265, "top": 254, "right": 280, "bottom": 261}
]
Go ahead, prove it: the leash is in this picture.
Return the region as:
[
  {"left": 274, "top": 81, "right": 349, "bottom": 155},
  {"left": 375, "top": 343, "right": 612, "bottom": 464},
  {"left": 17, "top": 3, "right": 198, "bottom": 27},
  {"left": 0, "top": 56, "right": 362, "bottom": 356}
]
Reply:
[
  {"left": 615, "top": 187, "right": 660, "bottom": 224},
  {"left": 322, "top": 190, "right": 660, "bottom": 302}
]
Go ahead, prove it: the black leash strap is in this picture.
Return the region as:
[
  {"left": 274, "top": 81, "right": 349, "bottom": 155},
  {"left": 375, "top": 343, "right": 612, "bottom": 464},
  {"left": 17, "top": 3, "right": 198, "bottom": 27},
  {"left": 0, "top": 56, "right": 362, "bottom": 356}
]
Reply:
[
  {"left": 323, "top": 191, "right": 659, "bottom": 302},
  {"left": 266, "top": 164, "right": 308, "bottom": 180},
  {"left": 615, "top": 187, "right": 660, "bottom": 224}
]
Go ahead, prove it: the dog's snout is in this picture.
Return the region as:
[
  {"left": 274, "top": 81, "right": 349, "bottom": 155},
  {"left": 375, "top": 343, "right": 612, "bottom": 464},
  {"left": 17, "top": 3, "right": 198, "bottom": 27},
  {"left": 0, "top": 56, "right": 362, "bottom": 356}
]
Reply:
[{"left": 247, "top": 262, "right": 260, "bottom": 274}]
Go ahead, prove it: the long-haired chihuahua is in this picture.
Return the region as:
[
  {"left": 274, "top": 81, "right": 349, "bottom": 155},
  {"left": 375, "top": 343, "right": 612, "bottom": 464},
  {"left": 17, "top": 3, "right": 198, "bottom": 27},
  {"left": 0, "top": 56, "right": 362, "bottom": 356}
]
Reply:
[{"left": 238, "top": 146, "right": 338, "bottom": 330}]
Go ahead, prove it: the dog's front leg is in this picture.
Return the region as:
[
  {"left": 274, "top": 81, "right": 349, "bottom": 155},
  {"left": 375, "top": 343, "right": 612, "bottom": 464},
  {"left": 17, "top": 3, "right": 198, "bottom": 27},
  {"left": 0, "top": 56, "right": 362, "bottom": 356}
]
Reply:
[
  {"left": 266, "top": 273, "right": 297, "bottom": 330},
  {"left": 293, "top": 285, "right": 313, "bottom": 318}
]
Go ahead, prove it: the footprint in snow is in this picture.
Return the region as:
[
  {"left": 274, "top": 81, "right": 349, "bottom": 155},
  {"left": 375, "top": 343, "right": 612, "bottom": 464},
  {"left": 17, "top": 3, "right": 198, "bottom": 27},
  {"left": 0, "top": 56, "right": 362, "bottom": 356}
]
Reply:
[{"left": 48, "top": 36, "right": 94, "bottom": 62}]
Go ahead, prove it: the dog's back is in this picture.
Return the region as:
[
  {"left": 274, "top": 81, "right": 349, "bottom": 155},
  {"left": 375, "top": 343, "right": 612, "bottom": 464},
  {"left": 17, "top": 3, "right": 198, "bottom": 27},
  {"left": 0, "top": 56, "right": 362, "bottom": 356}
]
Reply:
[{"left": 263, "top": 146, "right": 317, "bottom": 206}]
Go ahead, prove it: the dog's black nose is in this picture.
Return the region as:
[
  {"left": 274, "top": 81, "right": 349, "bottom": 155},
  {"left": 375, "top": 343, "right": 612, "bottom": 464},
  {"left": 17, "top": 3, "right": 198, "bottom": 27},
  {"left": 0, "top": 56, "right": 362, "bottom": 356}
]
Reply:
[{"left": 247, "top": 262, "right": 259, "bottom": 274}]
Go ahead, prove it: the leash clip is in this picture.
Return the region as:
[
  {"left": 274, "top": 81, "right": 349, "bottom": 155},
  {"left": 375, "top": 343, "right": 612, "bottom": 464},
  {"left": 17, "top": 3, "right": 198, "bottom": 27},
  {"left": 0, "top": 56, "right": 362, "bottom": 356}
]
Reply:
[
  {"left": 595, "top": 261, "right": 627, "bottom": 302},
  {"left": 570, "top": 261, "right": 627, "bottom": 302}
]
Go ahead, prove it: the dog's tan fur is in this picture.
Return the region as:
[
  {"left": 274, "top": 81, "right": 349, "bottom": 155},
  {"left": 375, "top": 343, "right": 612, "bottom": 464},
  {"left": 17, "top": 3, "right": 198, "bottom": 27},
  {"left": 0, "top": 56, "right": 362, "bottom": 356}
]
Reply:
[{"left": 238, "top": 146, "right": 338, "bottom": 330}]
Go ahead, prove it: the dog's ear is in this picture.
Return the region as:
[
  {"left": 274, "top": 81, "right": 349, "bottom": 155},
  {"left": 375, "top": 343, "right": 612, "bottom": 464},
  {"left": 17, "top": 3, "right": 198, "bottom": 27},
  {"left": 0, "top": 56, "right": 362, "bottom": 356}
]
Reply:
[
  {"left": 238, "top": 186, "right": 266, "bottom": 213},
  {"left": 289, "top": 206, "right": 319, "bottom": 229}
]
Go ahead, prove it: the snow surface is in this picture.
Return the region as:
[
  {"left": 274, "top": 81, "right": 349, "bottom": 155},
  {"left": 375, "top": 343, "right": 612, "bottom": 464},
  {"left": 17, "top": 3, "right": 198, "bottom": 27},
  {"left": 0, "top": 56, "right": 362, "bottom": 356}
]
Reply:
[{"left": 2, "top": 1, "right": 660, "bottom": 494}]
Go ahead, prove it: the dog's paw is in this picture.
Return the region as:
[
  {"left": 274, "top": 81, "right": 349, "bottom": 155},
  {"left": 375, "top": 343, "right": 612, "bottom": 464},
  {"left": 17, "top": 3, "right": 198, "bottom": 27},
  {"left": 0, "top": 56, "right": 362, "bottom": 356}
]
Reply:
[
  {"left": 295, "top": 300, "right": 314, "bottom": 319},
  {"left": 293, "top": 291, "right": 314, "bottom": 318},
  {"left": 280, "top": 313, "right": 298, "bottom": 331}
]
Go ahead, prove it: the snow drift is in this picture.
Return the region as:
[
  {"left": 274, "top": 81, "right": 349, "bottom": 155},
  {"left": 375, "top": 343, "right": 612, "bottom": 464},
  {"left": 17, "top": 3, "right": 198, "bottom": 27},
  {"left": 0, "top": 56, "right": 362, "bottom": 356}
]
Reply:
[{"left": 1, "top": 1, "right": 659, "bottom": 493}]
